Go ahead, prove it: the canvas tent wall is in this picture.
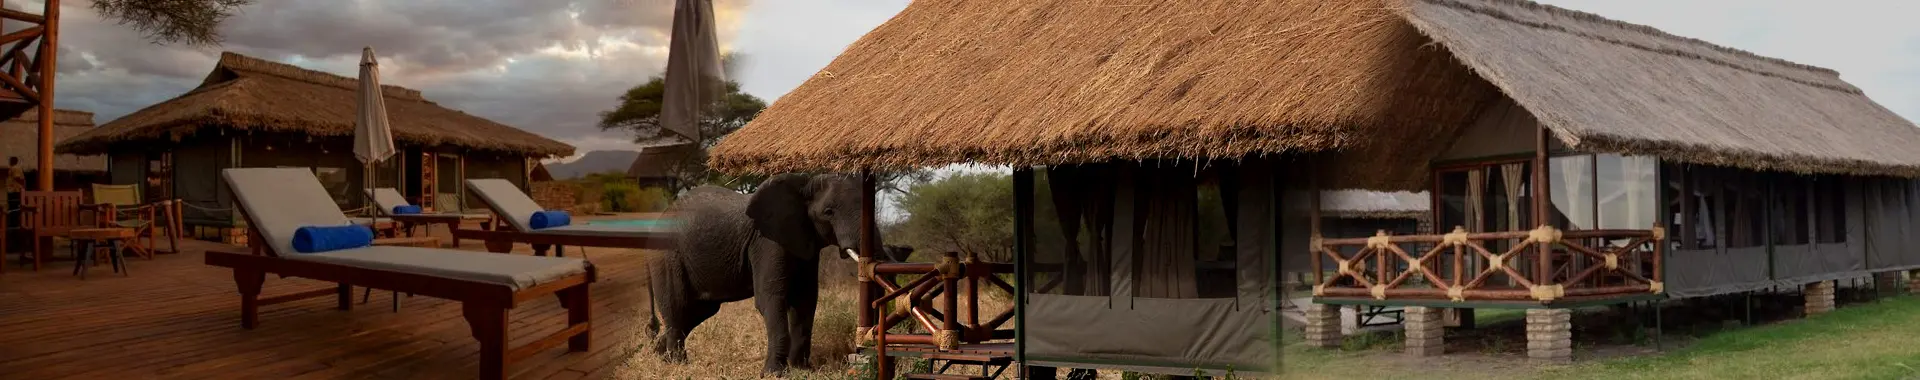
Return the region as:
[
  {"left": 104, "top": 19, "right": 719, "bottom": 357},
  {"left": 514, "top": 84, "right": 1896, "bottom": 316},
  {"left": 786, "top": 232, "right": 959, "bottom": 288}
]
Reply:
[{"left": 1022, "top": 159, "right": 1294, "bottom": 372}]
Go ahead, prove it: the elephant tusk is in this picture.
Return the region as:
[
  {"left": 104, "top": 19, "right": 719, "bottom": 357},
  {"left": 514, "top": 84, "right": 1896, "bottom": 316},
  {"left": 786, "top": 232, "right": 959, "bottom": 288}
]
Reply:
[{"left": 845, "top": 248, "right": 860, "bottom": 260}]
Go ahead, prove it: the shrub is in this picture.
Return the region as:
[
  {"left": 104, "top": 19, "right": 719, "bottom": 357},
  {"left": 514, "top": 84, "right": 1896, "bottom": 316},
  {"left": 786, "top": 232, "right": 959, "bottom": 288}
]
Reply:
[
  {"left": 601, "top": 182, "right": 674, "bottom": 212},
  {"left": 601, "top": 182, "right": 641, "bottom": 212}
]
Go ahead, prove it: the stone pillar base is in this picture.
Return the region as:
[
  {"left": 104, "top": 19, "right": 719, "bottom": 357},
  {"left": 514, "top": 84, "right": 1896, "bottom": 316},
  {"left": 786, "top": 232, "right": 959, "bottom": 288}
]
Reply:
[
  {"left": 1525, "top": 309, "right": 1572, "bottom": 363},
  {"left": 1304, "top": 303, "right": 1343, "bottom": 348},
  {"left": 1403, "top": 306, "right": 1444, "bottom": 356},
  {"left": 1804, "top": 280, "right": 1835, "bottom": 315}
]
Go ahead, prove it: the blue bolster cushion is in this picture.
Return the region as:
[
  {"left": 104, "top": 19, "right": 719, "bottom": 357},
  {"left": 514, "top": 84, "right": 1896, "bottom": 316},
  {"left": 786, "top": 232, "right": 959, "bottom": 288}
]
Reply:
[
  {"left": 292, "top": 224, "right": 375, "bottom": 253},
  {"left": 529, "top": 210, "right": 572, "bottom": 229},
  {"left": 392, "top": 205, "right": 423, "bottom": 215}
]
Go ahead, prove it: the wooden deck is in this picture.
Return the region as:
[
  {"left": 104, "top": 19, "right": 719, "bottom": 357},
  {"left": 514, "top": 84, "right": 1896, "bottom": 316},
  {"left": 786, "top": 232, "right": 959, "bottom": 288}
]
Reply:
[{"left": 0, "top": 238, "right": 654, "bottom": 380}]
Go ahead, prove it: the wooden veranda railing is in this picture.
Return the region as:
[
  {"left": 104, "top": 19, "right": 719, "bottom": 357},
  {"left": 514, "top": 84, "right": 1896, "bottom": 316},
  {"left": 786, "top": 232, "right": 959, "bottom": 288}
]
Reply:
[
  {"left": 857, "top": 251, "right": 1016, "bottom": 352},
  {"left": 1312, "top": 225, "right": 1665, "bottom": 303}
]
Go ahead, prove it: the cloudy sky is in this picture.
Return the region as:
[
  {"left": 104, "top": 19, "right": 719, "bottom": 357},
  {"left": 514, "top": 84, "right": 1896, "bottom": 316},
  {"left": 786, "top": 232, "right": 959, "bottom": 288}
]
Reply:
[{"left": 27, "top": 0, "right": 1920, "bottom": 166}]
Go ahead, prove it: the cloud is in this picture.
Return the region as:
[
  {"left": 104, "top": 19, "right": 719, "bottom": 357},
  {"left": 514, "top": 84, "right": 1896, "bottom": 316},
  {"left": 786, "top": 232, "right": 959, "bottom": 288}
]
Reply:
[{"left": 39, "top": 0, "right": 754, "bottom": 154}]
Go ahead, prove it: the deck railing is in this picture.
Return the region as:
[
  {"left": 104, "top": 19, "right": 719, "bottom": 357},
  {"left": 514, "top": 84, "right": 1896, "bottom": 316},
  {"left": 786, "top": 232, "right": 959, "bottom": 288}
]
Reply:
[
  {"left": 858, "top": 251, "right": 1016, "bottom": 351},
  {"left": 1311, "top": 225, "right": 1664, "bottom": 303}
]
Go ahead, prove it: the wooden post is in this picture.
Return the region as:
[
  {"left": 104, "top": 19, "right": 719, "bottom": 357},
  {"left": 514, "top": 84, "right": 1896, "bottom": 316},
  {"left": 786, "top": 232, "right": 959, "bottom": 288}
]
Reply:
[
  {"left": 1533, "top": 118, "right": 1551, "bottom": 287},
  {"left": 858, "top": 169, "right": 889, "bottom": 379},
  {"left": 1011, "top": 167, "right": 1033, "bottom": 375},
  {"left": 1308, "top": 157, "right": 1323, "bottom": 289},
  {"left": 34, "top": 0, "right": 57, "bottom": 191}
]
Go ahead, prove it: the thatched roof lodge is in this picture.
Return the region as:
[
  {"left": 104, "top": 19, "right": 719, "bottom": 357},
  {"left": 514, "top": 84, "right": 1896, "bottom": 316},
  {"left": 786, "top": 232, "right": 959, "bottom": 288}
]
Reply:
[
  {"left": 0, "top": 108, "right": 102, "bottom": 172},
  {"left": 711, "top": 0, "right": 1920, "bottom": 190},
  {"left": 627, "top": 144, "right": 699, "bottom": 190},
  {"left": 56, "top": 52, "right": 573, "bottom": 228},
  {"left": 710, "top": 0, "right": 1920, "bottom": 374},
  {"left": 0, "top": 108, "right": 107, "bottom": 192}
]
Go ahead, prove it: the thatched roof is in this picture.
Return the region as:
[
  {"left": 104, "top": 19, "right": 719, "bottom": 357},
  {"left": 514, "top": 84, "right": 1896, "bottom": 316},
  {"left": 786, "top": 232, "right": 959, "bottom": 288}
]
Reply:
[
  {"left": 628, "top": 144, "right": 700, "bottom": 179},
  {"left": 1322, "top": 190, "right": 1428, "bottom": 220},
  {"left": 530, "top": 162, "right": 555, "bottom": 182},
  {"left": 710, "top": 0, "right": 1920, "bottom": 189},
  {"left": 57, "top": 52, "right": 574, "bottom": 157},
  {"left": 0, "top": 109, "right": 104, "bottom": 172}
]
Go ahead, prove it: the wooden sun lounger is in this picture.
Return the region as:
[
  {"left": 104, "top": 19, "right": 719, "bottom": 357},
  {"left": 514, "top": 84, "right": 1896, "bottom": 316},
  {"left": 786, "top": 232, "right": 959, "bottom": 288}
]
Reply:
[
  {"left": 450, "top": 179, "right": 674, "bottom": 256},
  {"left": 366, "top": 188, "right": 495, "bottom": 246},
  {"left": 205, "top": 168, "right": 597, "bottom": 380}
]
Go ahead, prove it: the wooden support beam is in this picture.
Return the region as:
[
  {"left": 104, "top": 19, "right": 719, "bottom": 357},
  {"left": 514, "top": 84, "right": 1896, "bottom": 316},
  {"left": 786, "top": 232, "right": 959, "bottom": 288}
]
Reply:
[
  {"left": 0, "top": 26, "right": 40, "bottom": 47},
  {"left": 0, "top": 70, "right": 39, "bottom": 102},
  {"left": 0, "top": 8, "right": 45, "bottom": 24},
  {"left": 34, "top": 0, "right": 57, "bottom": 191}
]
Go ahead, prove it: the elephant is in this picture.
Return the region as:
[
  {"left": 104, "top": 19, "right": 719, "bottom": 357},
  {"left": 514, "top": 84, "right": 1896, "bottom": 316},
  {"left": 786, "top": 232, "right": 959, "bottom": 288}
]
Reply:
[{"left": 645, "top": 173, "right": 887, "bottom": 375}]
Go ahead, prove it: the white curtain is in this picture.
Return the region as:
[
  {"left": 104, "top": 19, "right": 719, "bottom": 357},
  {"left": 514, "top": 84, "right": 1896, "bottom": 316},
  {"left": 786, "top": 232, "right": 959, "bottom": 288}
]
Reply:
[
  {"left": 1554, "top": 156, "right": 1594, "bottom": 230},
  {"left": 1501, "top": 164, "right": 1525, "bottom": 231}
]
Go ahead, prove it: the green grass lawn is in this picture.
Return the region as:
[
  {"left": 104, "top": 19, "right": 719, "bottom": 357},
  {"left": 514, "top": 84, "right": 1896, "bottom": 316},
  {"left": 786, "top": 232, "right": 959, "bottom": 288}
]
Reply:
[{"left": 1281, "top": 296, "right": 1920, "bottom": 380}]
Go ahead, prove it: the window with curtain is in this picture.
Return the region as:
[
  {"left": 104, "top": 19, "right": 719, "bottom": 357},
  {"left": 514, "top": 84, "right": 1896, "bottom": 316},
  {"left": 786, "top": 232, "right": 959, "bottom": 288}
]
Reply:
[
  {"left": 1596, "top": 155, "right": 1657, "bottom": 231},
  {"left": 1815, "top": 177, "right": 1846, "bottom": 244},
  {"left": 1773, "top": 176, "right": 1810, "bottom": 246},
  {"left": 315, "top": 167, "right": 351, "bottom": 208},
  {"left": 1549, "top": 155, "right": 1595, "bottom": 230},
  {"left": 1661, "top": 163, "right": 1687, "bottom": 249},
  {"left": 1691, "top": 168, "right": 1720, "bottom": 249},
  {"left": 1726, "top": 172, "right": 1767, "bottom": 248}
]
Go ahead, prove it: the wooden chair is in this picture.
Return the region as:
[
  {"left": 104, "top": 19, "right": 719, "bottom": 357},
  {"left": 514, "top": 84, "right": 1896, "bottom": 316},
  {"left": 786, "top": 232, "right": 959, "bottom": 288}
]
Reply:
[
  {"left": 87, "top": 183, "right": 182, "bottom": 259},
  {"left": 19, "top": 191, "right": 91, "bottom": 271}
]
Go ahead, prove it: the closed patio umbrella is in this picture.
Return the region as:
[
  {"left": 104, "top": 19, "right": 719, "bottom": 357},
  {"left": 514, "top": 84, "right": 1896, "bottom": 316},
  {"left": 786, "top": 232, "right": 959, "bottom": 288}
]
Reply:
[
  {"left": 355, "top": 46, "right": 397, "bottom": 213},
  {"left": 659, "top": 0, "right": 724, "bottom": 146},
  {"left": 355, "top": 46, "right": 405, "bottom": 311}
]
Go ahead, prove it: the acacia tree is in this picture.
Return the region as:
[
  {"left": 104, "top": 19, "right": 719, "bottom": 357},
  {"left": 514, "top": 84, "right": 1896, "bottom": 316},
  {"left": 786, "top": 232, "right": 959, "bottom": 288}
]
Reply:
[
  {"left": 598, "top": 76, "right": 766, "bottom": 193},
  {"left": 893, "top": 172, "right": 1014, "bottom": 263},
  {"left": 598, "top": 75, "right": 930, "bottom": 194},
  {"left": 89, "top": 0, "right": 254, "bottom": 46}
]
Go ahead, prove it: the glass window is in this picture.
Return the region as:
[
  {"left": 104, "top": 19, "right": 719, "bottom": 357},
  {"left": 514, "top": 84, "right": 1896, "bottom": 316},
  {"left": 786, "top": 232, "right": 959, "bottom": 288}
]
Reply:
[
  {"left": 314, "top": 167, "right": 350, "bottom": 208},
  {"left": 1597, "top": 155, "right": 1658, "bottom": 231},
  {"left": 1549, "top": 155, "right": 1595, "bottom": 230}
]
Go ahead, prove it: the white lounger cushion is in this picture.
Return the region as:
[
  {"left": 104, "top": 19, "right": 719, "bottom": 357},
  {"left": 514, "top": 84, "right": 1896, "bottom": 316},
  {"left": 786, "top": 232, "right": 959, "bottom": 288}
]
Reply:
[
  {"left": 223, "top": 168, "right": 586, "bottom": 290},
  {"left": 366, "top": 188, "right": 492, "bottom": 220},
  {"left": 467, "top": 179, "right": 543, "bottom": 232},
  {"left": 466, "top": 178, "right": 672, "bottom": 237},
  {"left": 300, "top": 246, "right": 583, "bottom": 289}
]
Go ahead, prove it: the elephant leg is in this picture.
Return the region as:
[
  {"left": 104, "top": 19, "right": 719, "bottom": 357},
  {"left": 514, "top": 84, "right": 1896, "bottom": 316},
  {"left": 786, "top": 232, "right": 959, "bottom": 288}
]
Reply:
[
  {"left": 755, "top": 284, "right": 793, "bottom": 376},
  {"left": 654, "top": 299, "right": 719, "bottom": 363},
  {"left": 786, "top": 265, "right": 820, "bottom": 369}
]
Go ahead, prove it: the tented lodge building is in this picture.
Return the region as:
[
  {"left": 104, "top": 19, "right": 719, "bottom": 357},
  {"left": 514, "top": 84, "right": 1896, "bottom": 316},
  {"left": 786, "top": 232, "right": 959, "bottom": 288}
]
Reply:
[{"left": 708, "top": 0, "right": 1920, "bottom": 375}]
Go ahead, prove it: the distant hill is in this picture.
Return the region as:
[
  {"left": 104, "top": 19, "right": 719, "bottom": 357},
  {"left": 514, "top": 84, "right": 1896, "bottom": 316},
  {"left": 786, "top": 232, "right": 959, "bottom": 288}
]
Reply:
[{"left": 545, "top": 150, "right": 640, "bottom": 179}]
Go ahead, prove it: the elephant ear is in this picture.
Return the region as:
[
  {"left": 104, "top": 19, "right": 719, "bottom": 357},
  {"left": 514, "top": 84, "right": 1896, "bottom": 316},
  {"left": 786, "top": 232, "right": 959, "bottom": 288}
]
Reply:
[{"left": 747, "top": 174, "right": 819, "bottom": 260}]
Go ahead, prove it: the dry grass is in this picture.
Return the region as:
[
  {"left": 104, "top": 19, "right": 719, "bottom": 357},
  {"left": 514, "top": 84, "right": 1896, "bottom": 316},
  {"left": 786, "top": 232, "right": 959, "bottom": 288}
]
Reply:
[
  {"left": 612, "top": 258, "right": 1030, "bottom": 379},
  {"left": 614, "top": 273, "right": 864, "bottom": 380}
]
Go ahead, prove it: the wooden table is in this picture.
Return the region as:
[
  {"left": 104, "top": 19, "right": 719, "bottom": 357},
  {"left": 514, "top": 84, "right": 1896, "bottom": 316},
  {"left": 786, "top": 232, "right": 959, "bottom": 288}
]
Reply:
[{"left": 68, "top": 228, "right": 134, "bottom": 280}]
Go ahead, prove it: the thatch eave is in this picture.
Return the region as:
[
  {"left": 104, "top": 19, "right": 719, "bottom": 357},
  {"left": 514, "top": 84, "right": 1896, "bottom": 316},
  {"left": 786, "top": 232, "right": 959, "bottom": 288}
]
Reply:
[{"left": 56, "top": 52, "right": 575, "bottom": 158}]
